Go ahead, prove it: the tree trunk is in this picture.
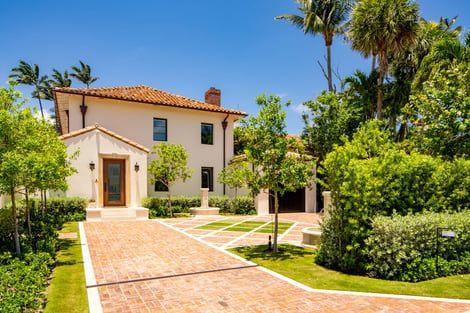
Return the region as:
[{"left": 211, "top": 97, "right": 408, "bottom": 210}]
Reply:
[
  {"left": 371, "top": 54, "right": 377, "bottom": 72},
  {"left": 43, "top": 190, "right": 47, "bottom": 213},
  {"left": 326, "top": 44, "right": 334, "bottom": 92},
  {"left": 376, "top": 52, "right": 387, "bottom": 119},
  {"left": 40, "top": 189, "right": 45, "bottom": 216},
  {"left": 25, "top": 189, "right": 31, "bottom": 239},
  {"left": 273, "top": 191, "right": 279, "bottom": 254},
  {"left": 10, "top": 186, "right": 21, "bottom": 255},
  {"left": 168, "top": 187, "right": 172, "bottom": 217},
  {"left": 37, "top": 95, "right": 45, "bottom": 120}
]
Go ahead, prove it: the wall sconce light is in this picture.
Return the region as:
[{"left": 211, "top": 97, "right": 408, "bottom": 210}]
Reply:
[
  {"left": 89, "top": 161, "right": 95, "bottom": 171},
  {"left": 134, "top": 162, "right": 140, "bottom": 172}
]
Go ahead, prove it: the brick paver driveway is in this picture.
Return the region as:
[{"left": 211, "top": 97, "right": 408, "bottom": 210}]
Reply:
[
  {"left": 83, "top": 221, "right": 470, "bottom": 312},
  {"left": 159, "top": 213, "right": 319, "bottom": 249}
]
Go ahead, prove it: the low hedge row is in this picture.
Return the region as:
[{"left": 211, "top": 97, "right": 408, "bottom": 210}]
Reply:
[
  {"left": 142, "top": 196, "right": 256, "bottom": 217},
  {"left": 0, "top": 197, "right": 87, "bottom": 312},
  {"left": 366, "top": 211, "right": 470, "bottom": 282},
  {"left": 0, "top": 252, "right": 54, "bottom": 313}
]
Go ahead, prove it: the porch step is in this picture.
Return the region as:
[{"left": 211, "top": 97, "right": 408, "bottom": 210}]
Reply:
[{"left": 86, "top": 207, "right": 149, "bottom": 222}]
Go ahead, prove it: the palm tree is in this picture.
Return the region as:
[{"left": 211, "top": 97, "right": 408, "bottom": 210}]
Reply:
[
  {"left": 42, "top": 69, "right": 73, "bottom": 101},
  {"left": 413, "top": 35, "right": 469, "bottom": 89},
  {"left": 277, "top": 0, "right": 352, "bottom": 92},
  {"left": 348, "top": 0, "right": 419, "bottom": 119},
  {"left": 9, "top": 60, "right": 49, "bottom": 119},
  {"left": 70, "top": 61, "right": 98, "bottom": 87},
  {"left": 342, "top": 69, "right": 378, "bottom": 120}
]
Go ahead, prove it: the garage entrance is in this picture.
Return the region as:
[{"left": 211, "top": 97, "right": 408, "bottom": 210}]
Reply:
[{"left": 269, "top": 189, "right": 305, "bottom": 213}]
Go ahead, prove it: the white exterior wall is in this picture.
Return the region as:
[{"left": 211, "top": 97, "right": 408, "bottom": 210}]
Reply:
[
  {"left": 65, "top": 95, "right": 238, "bottom": 197},
  {"left": 63, "top": 130, "right": 148, "bottom": 207}
]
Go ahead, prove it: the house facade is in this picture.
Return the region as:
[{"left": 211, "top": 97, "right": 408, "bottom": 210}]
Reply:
[{"left": 53, "top": 86, "right": 316, "bottom": 218}]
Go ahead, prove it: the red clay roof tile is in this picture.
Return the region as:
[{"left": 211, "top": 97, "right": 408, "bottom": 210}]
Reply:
[{"left": 54, "top": 85, "right": 246, "bottom": 116}]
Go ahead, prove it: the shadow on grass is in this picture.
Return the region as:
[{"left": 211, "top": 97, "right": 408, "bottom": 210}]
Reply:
[
  {"left": 55, "top": 238, "right": 83, "bottom": 267},
  {"left": 233, "top": 244, "right": 315, "bottom": 261}
]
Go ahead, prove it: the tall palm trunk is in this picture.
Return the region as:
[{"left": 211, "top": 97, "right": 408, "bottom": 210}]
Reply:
[
  {"left": 35, "top": 83, "right": 45, "bottom": 119},
  {"left": 326, "top": 44, "right": 334, "bottom": 92},
  {"left": 371, "top": 54, "right": 377, "bottom": 72},
  {"left": 273, "top": 191, "right": 279, "bottom": 253},
  {"left": 376, "top": 52, "right": 388, "bottom": 119},
  {"left": 11, "top": 186, "right": 21, "bottom": 255}
]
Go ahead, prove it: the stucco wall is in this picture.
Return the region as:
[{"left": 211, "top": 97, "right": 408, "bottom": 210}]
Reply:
[
  {"left": 65, "top": 95, "right": 238, "bottom": 197},
  {"left": 63, "top": 129, "right": 148, "bottom": 207}
]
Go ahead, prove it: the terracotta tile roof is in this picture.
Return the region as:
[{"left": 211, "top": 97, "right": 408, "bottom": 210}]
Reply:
[
  {"left": 59, "top": 124, "right": 150, "bottom": 153},
  {"left": 54, "top": 85, "right": 246, "bottom": 116}
]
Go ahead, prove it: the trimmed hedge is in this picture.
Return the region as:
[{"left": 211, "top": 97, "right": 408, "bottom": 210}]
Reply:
[
  {"left": 366, "top": 211, "right": 470, "bottom": 282},
  {"left": 142, "top": 196, "right": 256, "bottom": 217},
  {"left": 0, "top": 252, "right": 54, "bottom": 313},
  {"left": 28, "top": 197, "right": 88, "bottom": 225}
]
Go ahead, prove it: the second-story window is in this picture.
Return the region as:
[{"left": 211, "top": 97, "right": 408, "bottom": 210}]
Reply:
[
  {"left": 153, "top": 118, "right": 167, "bottom": 141},
  {"left": 201, "top": 123, "right": 213, "bottom": 145}
]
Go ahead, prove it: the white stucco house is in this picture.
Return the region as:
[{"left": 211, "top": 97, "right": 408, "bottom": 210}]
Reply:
[{"left": 53, "top": 86, "right": 316, "bottom": 220}]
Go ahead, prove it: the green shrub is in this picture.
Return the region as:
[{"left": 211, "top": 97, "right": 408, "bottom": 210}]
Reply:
[
  {"left": 0, "top": 252, "right": 54, "bottom": 313},
  {"left": 366, "top": 211, "right": 470, "bottom": 282},
  {"left": 28, "top": 197, "right": 87, "bottom": 224},
  {"left": 142, "top": 196, "right": 255, "bottom": 217},
  {"left": 317, "top": 121, "right": 470, "bottom": 273}
]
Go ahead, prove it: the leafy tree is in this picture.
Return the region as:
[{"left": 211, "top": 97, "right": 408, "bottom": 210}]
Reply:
[
  {"left": 348, "top": 0, "right": 419, "bottom": 118},
  {"left": 302, "top": 91, "right": 362, "bottom": 162},
  {"left": 9, "top": 60, "right": 49, "bottom": 119},
  {"left": 277, "top": 0, "right": 352, "bottom": 92},
  {"left": 217, "top": 160, "right": 252, "bottom": 198},
  {"left": 148, "top": 143, "right": 192, "bottom": 217},
  {"left": 0, "top": 84, "right": 26, "bottom": 254},
  {"left": 406, "top": 62, "right": 469, "bottom": 158},
  {"left": 241, "top": 94, "right": 314, "bottom": 253},
  {"left": 233, "top": 126, "right": 249, "bottom": 155},
  {"left": 0, "top": 84, "right": 74, "bottom": 254},
  {"left": 70, "top": 61, "right": 99, "bottom": 87}
]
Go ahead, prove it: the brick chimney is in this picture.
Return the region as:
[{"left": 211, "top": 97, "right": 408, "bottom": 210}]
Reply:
[{"left": 205, "top": 87, "right": 221, "bottom": 106}]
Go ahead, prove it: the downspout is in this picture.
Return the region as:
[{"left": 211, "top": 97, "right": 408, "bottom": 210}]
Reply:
[
  {"left": 221, "top": 114, "right": 229, "bottom": 195},
  {"left": 80, "top": 95, "right": 87, "bottom": 128}
]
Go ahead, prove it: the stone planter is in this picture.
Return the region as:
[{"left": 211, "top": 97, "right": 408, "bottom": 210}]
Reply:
[{"left": 301, "top": 226, "right": 321, "bottom": 246}]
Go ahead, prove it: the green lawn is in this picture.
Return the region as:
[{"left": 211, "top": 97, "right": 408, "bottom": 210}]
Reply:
[
  {"left": 197, "top": 220, "right": 293, "bottom": 234},
  {"left": 44, "top": 222, "right": 88, "bottom": 313},
  {"left": 231, "top": 244, "right": 470, "bottom": 300}
]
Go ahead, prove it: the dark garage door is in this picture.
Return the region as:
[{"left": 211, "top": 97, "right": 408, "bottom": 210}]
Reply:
[{"left": 269, "top": 189, "right": 305, "bottom": 213}]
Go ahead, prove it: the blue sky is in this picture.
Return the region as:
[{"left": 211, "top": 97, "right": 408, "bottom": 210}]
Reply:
[{"left": 0, "top": 0, "right": 468, "bottom": 134}]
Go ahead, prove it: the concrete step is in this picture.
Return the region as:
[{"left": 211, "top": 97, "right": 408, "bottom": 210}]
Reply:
[{"left": 86, "top": 207, "right": 149, "bottom": 222}]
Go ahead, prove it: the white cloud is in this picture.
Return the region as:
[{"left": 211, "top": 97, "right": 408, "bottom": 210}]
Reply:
[{"left": 292, "top": 103, "right": 309, "bottom": 115}]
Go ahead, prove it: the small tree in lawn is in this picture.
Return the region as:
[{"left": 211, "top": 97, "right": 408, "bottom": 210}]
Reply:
[
  {"left": 217, "top": 159, "right": 251, "bottom": 198},
  {"left": 241, "top": 94, "right": 315, "bottom": 253},
  {"left": 0, "top": 84, "right": 27, "bottom": 254},
  {"left": 148, "top": 143, "right": 192, "bottom": 217}
]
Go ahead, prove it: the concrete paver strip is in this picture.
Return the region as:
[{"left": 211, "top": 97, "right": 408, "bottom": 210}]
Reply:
[{"left": 84, "top": 221, "right": 470, "bottom": 312}]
